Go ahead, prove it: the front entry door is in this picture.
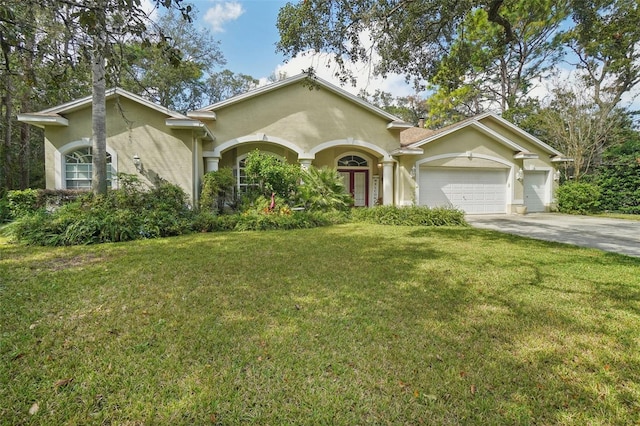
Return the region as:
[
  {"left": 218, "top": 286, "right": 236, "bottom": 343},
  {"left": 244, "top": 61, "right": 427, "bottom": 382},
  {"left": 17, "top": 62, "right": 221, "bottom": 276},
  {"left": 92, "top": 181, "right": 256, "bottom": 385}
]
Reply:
[{"left": 339, "top": 170, "right": 368, "bottom": 207}]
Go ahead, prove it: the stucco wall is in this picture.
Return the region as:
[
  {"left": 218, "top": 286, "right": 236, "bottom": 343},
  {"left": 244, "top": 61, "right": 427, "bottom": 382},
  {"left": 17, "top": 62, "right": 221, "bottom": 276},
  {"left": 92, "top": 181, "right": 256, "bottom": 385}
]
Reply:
[
  {"left": 206, "top": 82, "right": 401, "bottom": 156},
  {"left": 44, "top": 97, "right": 195, "bottom": 200}
]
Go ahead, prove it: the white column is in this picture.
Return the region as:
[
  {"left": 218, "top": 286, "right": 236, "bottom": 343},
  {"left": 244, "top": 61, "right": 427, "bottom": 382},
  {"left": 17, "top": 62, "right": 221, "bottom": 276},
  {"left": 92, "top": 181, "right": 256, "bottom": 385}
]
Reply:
[
  {"left": 299, "top": 159, "right": 312, "bottom": 170},
  {"left": 382, "top": 160, "right": 394, "bottom": 206},
  {"left": 205, "top": 157, "right": 220, "bottom": 172}
]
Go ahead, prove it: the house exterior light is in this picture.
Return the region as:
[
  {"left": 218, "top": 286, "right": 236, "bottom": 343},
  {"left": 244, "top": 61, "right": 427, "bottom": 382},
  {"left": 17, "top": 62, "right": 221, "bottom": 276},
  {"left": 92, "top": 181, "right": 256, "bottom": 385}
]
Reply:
[{"left": 133, "top": 154, "right": 142, "bottom": 172}]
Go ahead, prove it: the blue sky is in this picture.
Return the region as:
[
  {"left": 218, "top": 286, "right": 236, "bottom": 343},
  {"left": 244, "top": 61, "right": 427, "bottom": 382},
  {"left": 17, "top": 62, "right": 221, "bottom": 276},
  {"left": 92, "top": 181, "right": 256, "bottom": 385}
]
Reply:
[
  {"left": 186, "top": 0, "right": 417, "bottom": 97},
  {"left": 191, "top": 0, "right": 289, "bottom": 78}
]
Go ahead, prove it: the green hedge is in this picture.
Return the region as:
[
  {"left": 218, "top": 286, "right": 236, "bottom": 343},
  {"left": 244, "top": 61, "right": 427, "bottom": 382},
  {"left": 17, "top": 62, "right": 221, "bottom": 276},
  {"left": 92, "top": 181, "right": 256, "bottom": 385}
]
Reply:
[
  {"left": 191, "top": 210, "right": 349, "bottom": 233},
  {"left": 5, "top": 181, "right": 193, "bottom": 246},
  {"left": 351, "top": 205, "right": 467, "bottom": 226},
  {"left": 556, "top": 181, "right": 601, "bottom": 215}
]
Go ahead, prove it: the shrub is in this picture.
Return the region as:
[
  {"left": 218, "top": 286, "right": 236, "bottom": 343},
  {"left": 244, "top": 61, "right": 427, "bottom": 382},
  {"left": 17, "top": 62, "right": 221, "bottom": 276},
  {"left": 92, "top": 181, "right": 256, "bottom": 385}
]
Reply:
[
  {"left": 6, "top": 189, "right": 41, "bottom": 218},
  {"left": 351, "top": 205, "right": 467, "bottom": 226},
  {"left": 595, "top": 138, "right": 640, "bottom": 214},
  {"left": 6, "top": 181, "right": 194, "bottom": 246},
  {"left": 235, "top": 210, "right": 337, "bottom": 231},
  {"left": 556, "top": 181, "right": 602, "bottom": 214},
  {"left": 200, "top": 168, "right": 236, "bottom": 213},
  {"left": 244, "top": 150, "right": 301, "bottom": 200},
  {"left": 191, "top": 211, "right": 239, "bottom": 232},
  {"left": 298, "top": 166, "right": 353, "bottom": 211}
]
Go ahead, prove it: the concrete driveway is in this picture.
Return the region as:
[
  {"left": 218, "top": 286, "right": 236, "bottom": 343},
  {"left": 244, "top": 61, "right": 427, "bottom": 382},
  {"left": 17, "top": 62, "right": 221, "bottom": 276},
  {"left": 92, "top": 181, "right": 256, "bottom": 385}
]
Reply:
[{"left": 466, "top": 213, "right": 640, "bottom": 258}]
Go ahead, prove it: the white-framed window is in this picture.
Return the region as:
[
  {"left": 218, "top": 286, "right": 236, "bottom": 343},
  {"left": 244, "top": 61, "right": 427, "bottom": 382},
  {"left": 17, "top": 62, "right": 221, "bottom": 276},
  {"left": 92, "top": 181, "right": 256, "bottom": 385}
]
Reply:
[{"left": 64, "top": 147, "right": 113, "bottom": 189}]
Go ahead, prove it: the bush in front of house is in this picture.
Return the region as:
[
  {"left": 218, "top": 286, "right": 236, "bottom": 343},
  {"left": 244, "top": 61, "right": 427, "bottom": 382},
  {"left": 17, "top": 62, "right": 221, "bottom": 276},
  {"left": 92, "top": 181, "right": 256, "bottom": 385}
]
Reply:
[
  {"left": 351, "top": 205, "right": 467, "bottom": 226},
  {"left": 200, "top": 168, "right": 236, "bottom": 214},
  {"left": 594, "top": 138, "right": 640, "bottom": 214},
  {"left": 556, "top": 181, "right": 602, "bottom": 215},
  {"left": 5, "top": 188, "right": 86, "bottom": 219},
  {"left": 297, "top": 166, "right": 353, "bottom": 212},
  {"left": 6, "top": 176, "right": 193, "bottom": 246}
]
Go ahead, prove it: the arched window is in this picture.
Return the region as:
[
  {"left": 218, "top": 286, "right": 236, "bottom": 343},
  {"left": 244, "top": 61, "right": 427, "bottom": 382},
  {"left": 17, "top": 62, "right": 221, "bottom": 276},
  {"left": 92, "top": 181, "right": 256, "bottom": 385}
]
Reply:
[
  {"left": 337, "top": 155, "right": 368, "bottom": 167},
  {"left": 65, "top": 147, "right": 113, "bottom": 189}
]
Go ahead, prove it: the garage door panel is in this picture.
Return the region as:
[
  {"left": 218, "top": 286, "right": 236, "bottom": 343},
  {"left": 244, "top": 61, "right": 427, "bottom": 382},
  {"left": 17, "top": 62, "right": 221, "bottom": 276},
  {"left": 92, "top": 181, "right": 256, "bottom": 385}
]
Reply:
[{"left": 420, "top": 168, "right": 508, "bottom": 214}]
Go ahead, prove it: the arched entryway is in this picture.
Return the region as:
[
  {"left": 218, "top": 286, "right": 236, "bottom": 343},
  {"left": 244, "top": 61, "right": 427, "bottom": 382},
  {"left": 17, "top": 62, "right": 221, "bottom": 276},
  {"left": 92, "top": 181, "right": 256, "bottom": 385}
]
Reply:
[{"left": 336, "top": 153, "right": 371, "bottom": 207}]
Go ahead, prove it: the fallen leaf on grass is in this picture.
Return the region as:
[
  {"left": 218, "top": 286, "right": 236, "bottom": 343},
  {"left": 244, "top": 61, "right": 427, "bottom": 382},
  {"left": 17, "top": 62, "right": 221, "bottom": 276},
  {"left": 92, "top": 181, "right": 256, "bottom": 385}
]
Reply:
[
  {"left": 54, "top": 378, "right": 74, "bottom": 388},
  {"left": 470, "top": 384, "right": 477, "bottom": 395},
  {"left": 29, "top": 402, "right": 39, "bottom": 415}
]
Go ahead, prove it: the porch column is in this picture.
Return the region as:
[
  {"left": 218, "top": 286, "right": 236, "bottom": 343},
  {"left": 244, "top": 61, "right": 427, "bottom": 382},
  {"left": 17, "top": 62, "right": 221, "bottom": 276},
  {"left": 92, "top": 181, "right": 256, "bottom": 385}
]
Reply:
[
  {"left": 299, "top": 159, "right": 312, "bottom": 170},
  {"left": 382, "top": 160, "right": 394, "bottom": 206},
  {"left": 205, "top": 157, "right": 220, "bottom": 172}
]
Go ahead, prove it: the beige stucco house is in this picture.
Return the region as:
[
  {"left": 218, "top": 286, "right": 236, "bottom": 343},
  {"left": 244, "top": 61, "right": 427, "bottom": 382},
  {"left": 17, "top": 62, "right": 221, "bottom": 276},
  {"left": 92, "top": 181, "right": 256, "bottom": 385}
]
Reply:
[{"left": 18, "top": 73, "right": 570, "bottom": 214}]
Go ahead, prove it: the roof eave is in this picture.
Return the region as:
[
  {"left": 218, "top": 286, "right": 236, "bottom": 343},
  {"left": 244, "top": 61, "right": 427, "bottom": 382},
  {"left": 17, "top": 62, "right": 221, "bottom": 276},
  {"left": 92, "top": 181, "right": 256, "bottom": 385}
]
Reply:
[
  {"left": 186, "top": 110, "right": 217, "bottom": 120},
  {"left": 17, "top": 113, "right": 69, "bottom": 127},
  {"left": 387, "top": 121, "right": 415, "bottom": 130},
  {"left": 409, "top": 121, "right": 527, "bottom": 152},
  {"left": 165, "top": 118, "right": 215, "bottom": 141},
  {"left": 390, "top": 147, "right": 424, "bottom": 156},
  {"left": 513, "top": 151, "right": 539, "bottom": 160}
]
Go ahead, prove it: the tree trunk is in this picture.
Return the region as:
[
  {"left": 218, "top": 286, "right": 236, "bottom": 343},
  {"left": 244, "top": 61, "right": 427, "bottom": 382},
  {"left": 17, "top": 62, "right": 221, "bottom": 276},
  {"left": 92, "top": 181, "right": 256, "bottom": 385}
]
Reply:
[
  {"left": 2, "top": 73, "right": 13, "bottom": 190},
  {"left": 91, "top": 49, "right": 108, "bottom": 195}
]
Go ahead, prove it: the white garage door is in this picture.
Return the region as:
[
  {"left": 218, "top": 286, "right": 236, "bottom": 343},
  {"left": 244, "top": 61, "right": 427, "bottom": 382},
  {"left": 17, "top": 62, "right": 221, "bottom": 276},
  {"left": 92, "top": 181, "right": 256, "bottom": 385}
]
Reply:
[
  {"left": 419, "top": 168, "right": 508, "bottom": 214},
  {"left": 524, "top": 171, "right": 547, "bottom": 212}
]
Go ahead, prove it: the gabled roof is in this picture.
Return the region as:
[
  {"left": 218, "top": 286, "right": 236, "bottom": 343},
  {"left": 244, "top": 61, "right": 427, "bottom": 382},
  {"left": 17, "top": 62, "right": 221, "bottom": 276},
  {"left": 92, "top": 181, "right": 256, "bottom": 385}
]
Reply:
[
  {"left": 192, "top": 73, "right": 410, "bottom": 127},
  {"left": 18, "top": 88, "right": 189, "bottom": 128},
  {"left": 407, "top": 112, "right": 565, "bottom": 157}
]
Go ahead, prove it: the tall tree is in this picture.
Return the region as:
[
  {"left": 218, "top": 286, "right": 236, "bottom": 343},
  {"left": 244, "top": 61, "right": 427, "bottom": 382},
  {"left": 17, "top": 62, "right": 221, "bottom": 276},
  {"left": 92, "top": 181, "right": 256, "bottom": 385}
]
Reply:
[
  {"left": 425, "top": 0, "right": 568, "bottom": 127},
  {"left": 1, "top": 1, "right": 90, "bottom": 190},
  {"left": 120, "top": 5, "right": 225, "bottom": 113},
  {"left": 205, "top": 70, "right": 259, "bottom": 104},
  {"left": 538, "top": 83, "right": 628, "bottom": 179},
  {"left": 358, "top": 89, "right": 428, "bottom": 125},
  {"left": 565, "top": 0, "right": 640, "bottom": 112}
]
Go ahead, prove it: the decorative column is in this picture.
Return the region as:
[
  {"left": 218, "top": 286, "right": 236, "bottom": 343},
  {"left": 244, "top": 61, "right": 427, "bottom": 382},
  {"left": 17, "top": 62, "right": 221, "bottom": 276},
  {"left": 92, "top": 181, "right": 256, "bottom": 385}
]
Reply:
[
  {"left": 205, "top": 157, "right": 220, "bottom": 172},
  {"left": 299, "top": 159, "right": 313, "bottom": 170},
  {"left": 382, "top": 160, "right": 394, "bottom": 206}
]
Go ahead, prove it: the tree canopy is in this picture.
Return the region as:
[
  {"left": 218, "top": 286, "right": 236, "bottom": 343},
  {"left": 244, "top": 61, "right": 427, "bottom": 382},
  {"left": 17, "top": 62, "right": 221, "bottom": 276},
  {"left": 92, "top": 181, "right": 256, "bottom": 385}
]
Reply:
[{"left": 277, "top": 0, "right": 639, "bottom": 121}]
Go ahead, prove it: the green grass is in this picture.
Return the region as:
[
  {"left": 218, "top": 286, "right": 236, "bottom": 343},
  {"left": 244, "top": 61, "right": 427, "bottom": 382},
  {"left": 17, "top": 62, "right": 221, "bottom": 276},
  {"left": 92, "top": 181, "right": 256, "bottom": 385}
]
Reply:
[{"left": 2, "top": 224, "right": 640, "bottom": 425}]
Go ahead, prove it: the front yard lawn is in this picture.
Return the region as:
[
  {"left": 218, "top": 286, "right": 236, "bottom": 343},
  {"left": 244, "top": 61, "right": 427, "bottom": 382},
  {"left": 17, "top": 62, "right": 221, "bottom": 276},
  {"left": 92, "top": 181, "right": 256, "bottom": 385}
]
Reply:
[{"left": 1, "top": 224, "right": 639, "bottom": 424}]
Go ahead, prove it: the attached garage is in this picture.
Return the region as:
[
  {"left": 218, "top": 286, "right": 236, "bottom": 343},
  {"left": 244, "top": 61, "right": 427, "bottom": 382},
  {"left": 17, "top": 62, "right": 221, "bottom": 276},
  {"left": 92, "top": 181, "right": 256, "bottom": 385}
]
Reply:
[
  {"left": 523, "top": 171, "right": 548, "bottom": 212},
  {"left": 419, "top": 167, "right": 508, "bottom": 214}
]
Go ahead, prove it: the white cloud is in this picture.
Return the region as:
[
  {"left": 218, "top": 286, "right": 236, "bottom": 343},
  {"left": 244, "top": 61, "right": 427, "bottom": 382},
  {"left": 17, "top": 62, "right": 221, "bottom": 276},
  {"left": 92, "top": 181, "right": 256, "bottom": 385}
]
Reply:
[
  {"left": 266, "top": 28, "right": 422, "bottom": 99},
  {"left": 267, "top": 50, "right": 420, "bottom": 99},
  {"left": 204, "top": 1, "right": 245, "bottom": 33}
]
